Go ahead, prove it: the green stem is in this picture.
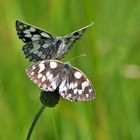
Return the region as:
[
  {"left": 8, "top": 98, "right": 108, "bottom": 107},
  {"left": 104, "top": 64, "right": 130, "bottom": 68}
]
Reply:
[{"left": 26, "top": 105, "right": 46, "bottom": 140}]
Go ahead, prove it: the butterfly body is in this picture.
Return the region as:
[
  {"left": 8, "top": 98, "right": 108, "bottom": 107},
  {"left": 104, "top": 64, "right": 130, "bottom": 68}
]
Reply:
[
  {"left": 16, "top": 20, "right": 93, "bottom": 62},
  {"left": 26, "top": 60, "right": 96, "bottom": 101}
]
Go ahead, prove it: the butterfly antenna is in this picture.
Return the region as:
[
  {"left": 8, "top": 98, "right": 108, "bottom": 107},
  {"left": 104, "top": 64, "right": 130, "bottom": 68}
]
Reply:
[
  {"left": 69, "top": 54, "right": 87, "bottom": 62},
  {"left": 88, "top": 21, "right": 94, "bottom": 27}
]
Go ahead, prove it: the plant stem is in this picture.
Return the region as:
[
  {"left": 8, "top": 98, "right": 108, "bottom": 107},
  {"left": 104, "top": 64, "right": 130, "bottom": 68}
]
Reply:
[{"left": 26, "top": 105, "right": 46, "bottom": 140}]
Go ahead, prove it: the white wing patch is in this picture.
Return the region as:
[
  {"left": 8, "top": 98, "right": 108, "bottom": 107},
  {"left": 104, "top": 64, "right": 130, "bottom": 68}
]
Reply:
[
  {"left": 50, "top": 61, "right": 58, "bottom": 69},
  {"left": 74, "top": 71, "right": 82, "bottom": 79}
]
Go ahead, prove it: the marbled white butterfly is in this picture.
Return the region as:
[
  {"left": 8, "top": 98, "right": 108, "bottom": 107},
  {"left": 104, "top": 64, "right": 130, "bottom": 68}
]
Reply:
[
  {"left": 26, "top": 60, "right": 96, "bottom": 101},
  {"left": 16, "top": 20, "right": 93, "bottom": 62}
]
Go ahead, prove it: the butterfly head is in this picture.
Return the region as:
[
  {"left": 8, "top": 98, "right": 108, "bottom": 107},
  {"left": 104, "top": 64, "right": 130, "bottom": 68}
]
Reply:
[
  {"left": 63, "top": 61, "right": 71, "bottom": 68},
  {"left": 56, "top": 37, "right": 63, "bottom": 45}
]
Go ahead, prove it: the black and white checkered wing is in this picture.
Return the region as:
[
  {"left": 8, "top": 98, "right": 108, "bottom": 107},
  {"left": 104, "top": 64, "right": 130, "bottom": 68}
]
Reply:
[
  {"left": 23, "top": 39, "right": 58, "bottom": 62},
  {"left": 60, "top": 22, "right": 93, "bottom": 56},
  {"left": 16, "top": 20, "right": 54, "bottom": 43},
  {"left": 59, "top": 67, "right": 96, "bottom": 101},
  {"left": 16, "top": 20, "right": 58, "bottom": 62},
  {"left": 26, "top": 60, "right": 63, "bottom": 91}
]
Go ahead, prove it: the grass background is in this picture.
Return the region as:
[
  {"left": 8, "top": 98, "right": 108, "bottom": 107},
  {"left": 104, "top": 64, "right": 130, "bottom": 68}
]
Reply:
[{"left": 0, "top": 0, "right": 140, "bottom": 140}]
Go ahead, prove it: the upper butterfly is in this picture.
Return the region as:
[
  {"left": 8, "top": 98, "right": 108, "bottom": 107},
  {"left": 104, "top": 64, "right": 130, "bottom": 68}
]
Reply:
[
  {"left": 26, "top": 60, "right": 96, "bottom": 101},
  {"left": 16, "top": 20, "right": 93, "bottom": 62}
]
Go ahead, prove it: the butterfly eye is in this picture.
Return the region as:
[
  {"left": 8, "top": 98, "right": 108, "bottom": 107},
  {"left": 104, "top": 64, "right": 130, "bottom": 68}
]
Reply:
[{"left": 57, "top": 39, "right": 62, "bottom": 45}]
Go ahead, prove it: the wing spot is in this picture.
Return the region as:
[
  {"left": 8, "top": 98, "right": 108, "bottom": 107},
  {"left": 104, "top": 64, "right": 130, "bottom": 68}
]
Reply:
[
  {"left": 89, "top": 89, "right": 92, "bottom": 93},
  {"left": 33, "top": 50, "right": 39, "bottom": 54},
  {"left": 23, "top": 25, "right": 27, "bottom": 28},
  {"left": 29, "top": 27, "right": 36, "bottom": 32},
  {"left": 67, "top": 94, "right": 72, "bottom": 98},
  {"left": 41, "top": 32, "right": 50, "bottom": 38},
  {"left": 30, "top": 45, "right": 40, "bottom": 53},
  {"left": 42, "top": 44, "right": 49, "bottom": 48},
  {"left": 74, "top": 71, "right": 82, "bottom": 79},
  {"left": 59, "top": 79, "right": 66, "bottom": 92},
  {"left": 31, "top": 72, "right": 34, "bottom": 75},
  {"left": 60, "top": 92, "right": 65, "bottom": 98},
  {"left": 38, "top": 73, "right": 43, "bottom": 79},
  {"left": 62, "top": 86, "right": 67, "bottom": 91},
  {"left": 23, "top": 30, "right": 30, "bottom": 34},
  {"left": 74, "top": 88, "right": 78, "bottom": 94},
  {"left": 41, "top": 76, "right": 46, "bottom": 82},
  {"left": 50, "top": 61, "right": 57, "bottom": 69},
  {"left": 69, "top": 83, "right": 74, "bottom": 89},
  {"left": 25, "top": 34, "right": 32, "bottom": 38},
  {"left": 50, "top": 81, "right": 57, "bottom": 90},
  {"left": 41, "top": 55, "right": 46, "bottom": 59},
  {"left": 31, "top": 37, "right": 39, "bottom": 41},
  {"left": 38, "top": 63, "right": 45, "bottom": 73},
  {"left": 86, "top": 94, "right": 89, "bottom": 98},
  {"left": 19, "top": 25, "right": 23, "bottom": 29},
  {"left": 22, "top": 38, "right": 26, "bottom": 41},
  {"left": 74, "top": 82, "right": 78, "bottom": 88},
  {"left": 78, "top": 90, "right": 82, "bottom": 95},
  {"left": 82, "top": 81, "right": 89, "bottom": 91},
  {"left": 38, "top": 51, "right": 43, "bottom": 57},
  {"left": 46, "top": 71, "right": 50, "bottom": 77},
  {"left": 43, "top": 84, "right": 47, "bottom": 89},
  {"left": 32, "top": 34, "right": 41, "bottom": 39},
  {"left": 40, "top": 60, "right": 45, "bottom": 64},
  {"left": 34, "top": 80, "right": 37, "bottom": 83},
  {"left": 47, "top": 74, "right": 53, "bottom": 81},
  {"left": 32, "top": 66, "right": 36, "bottom": 70}
]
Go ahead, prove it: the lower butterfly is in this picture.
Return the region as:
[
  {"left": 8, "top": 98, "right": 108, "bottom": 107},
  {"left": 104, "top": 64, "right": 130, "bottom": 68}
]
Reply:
[
  {"left": 16, "top": 20, "right": 93, "bottom": 62},
  {"left": 26, "top": 60, "right": 96, "bottom": 101}
]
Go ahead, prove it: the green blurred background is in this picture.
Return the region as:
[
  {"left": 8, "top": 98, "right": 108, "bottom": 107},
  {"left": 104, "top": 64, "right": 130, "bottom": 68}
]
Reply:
[{"left": 0, "top": 0, "right": 140, "bottom": 140}]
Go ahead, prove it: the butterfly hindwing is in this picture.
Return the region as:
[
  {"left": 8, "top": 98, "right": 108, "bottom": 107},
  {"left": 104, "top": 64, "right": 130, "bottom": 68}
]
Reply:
[
  {"left": 16, "top": 20, "right": 54, "bottom": 43},
  {"left": 26, "top": 60, "right": 63, "bottom": 91},
  {"left": 23, "top": 39, "right": 57, "bottom": 62}
]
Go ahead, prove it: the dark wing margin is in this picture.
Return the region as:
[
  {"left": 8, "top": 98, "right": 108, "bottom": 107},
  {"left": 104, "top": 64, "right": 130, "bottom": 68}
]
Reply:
[{"left": 15, "top": 20, "right": 54, "bottom": 43}]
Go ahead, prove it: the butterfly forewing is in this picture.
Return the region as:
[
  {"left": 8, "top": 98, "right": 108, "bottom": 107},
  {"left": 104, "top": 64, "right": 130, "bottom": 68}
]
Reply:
[
  {"left": 59, "top": 66, "right": 95, "bottom": 101},
  {"left": 60, "top": 22, "right": 94, "bottom": 57},
  {"left": 72, "top": 67, "right": 95, "bottom": 100},
  {"left": 26, "top": 60, "right": 63, "bottom": 91},
  {"left": 16, "top": 20, "right": 54, "bottom": 43}
]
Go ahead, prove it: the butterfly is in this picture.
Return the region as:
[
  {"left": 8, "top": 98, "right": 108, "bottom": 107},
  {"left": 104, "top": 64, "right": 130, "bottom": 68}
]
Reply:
[
  {"left": 26, "top": 59, "right": 96, "bottom": 101},
  {"left": 16, "top": 20, "right": 93, "bottom": 62}
]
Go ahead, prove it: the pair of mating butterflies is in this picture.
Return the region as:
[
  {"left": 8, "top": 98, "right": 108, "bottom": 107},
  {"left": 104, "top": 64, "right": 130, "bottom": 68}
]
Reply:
[{"left": 16, "top": 20, "right": 96, "bottom": 101}]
